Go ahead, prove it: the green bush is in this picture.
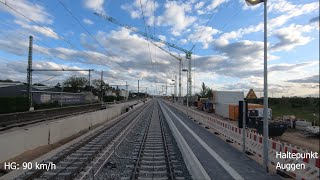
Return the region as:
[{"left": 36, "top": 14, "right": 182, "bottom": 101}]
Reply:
[
  {"left": 104, "top": 96, "right": 117, "bottom": 102},
  {"left": 117, "top": 96, "right": 125, "bottom": 101}
]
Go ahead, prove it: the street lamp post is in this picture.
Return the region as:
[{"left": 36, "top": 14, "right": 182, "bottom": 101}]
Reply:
[
  {"left": 182, "top": 69, "right": 189, "bottom": 115},
  {"left": 171, "top": 78, "right": 176, "bottom": 103},
  {"left": 245, "top": 0, "right": 269, "bottom": 172}
]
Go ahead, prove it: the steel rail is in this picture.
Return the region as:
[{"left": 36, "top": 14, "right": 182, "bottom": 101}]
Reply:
[{"left": 19, "top": 101, "right": 150, "bottom": 180}]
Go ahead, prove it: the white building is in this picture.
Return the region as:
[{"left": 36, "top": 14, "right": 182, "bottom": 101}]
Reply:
[
  {"left": 105, "top": 89, "right": 116, "bottom": 97},
  {"left": 119, "top": 90, "right": 129, "bottom": 98}
]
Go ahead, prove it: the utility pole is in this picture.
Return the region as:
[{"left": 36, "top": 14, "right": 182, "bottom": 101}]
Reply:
[
  {"left": 125, "top": 81, "right": 128, "bottom": 101},
  {"left": 145, "top": 87, "right": 148, "bottom": 98},
  {"left": 27, "top": 36, "right": 34, "bottom": 111},
  {"left": 174, "top": 75, "right": 177, "bottom": 97},
  {"left": 88, "top": 69, "right": 93, "bottom": 102},
  {"left": 187, "top": 54, "right": 192, "bottom": 98},
  {"left": 166, "top": 82, "right": 167, "bottom": 96},
  {"left": 262, "top": 0, "right": 269, "bottom": 172},
  {"left": 100, "top": 71, "right": 103, "bottom": 103},
  {"left": 179, "top": 60, "right": 182, "bottom": 97},
  {"left": 138, "top": 80, "right": 140, "bottom": 98},
  {"left": 60, "top": 84, "right": 64, "bottom": 107},
  {"left": 88, "top": 70, "right": 92, "bottom": 87}
]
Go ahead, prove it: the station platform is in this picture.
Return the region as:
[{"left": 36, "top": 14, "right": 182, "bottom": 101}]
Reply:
[{"left": 160, "top": 101, "right": 281, "bottom": 180}]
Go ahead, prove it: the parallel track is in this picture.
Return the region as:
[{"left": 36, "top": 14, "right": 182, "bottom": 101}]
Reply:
[
  {"left": 0, "top": 100, "right": 142, "bottom": 131},
  {"left": 15, "top": 101, "right": 151, "bottom": 180},
  {"left": 0, "top": 103, "right": 102, "bottom": 131}
]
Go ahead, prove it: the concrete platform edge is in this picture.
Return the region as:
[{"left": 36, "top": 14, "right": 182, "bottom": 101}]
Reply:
[{"left": 159, "top": 101, "right": 211, "bottom": 180}]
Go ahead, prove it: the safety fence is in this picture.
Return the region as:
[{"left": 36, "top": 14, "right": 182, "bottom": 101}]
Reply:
[{"left": 167, "top": 102, "right": 319, "bottom": 180}]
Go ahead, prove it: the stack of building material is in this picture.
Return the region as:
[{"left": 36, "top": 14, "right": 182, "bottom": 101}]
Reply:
[
  {"left": 214, "top": 91, "right": 244, "bottom": 119},
  {"left": 305, "top": 126, "right": 320, "bottom": 135},
  {"left": 296, "top": 120, "right": 312, "bottom": 131},
  {"left": 228, "top": 103, "right": 264, "bottom": 120},
  {"left": 283, "top": 115, "right": 296, "bottom": 128}
]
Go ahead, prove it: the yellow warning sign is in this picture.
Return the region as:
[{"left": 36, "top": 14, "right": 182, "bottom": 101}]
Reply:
[{"left": 246, "top": 89, "right": 257, "bottom": 99}]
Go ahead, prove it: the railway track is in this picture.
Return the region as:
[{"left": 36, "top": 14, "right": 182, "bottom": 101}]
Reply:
[
  {"left": 85, "top": 100, "right": 191, "bottom": 180},
  {"left": 121, "top": 101, "right": 187, "bottom": 180},
  {"left": 15, "top": 101, "right": 152, "bottom": 180},
  {"left": 0, "top": 103, "right": 102, "bottom": 131}
]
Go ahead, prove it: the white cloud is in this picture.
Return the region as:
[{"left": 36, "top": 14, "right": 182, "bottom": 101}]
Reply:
[
  {"left": 80, "top": 33, "right": 99, "bottom": 51},
  {"left": 212, "top": 40, "right": 278, "bottom": 66},
  {"left": 83, "top": 0, "right": 105, "bottom": 12},
  {"left": 0, "top": 36, "right": 28, "bottom": 56},
  {"left": 83, "top": 18, "right": 94, "bottom": 25},
  {"left": 268, "top": 0, "right": 319, "bottom": 15},
  {"left": 195, "top": 2, "right": 205, "bottom": 10},
  {"left": 207, "top": 0, "right": 229, "bottom": 11},
  {"left": 216, "top": 23, "right": 263, "bottom": 45},
  {"left": 188, "top": 25, "right": 220, "bottom": 49},
  {"left": 158, "top": 35, "right": 166, "bottom": 41},
  {"left": 197, "top": 10, "right": 206, "bottom": 15},
  {"left": 121, "top": 0, "right": 159, "bottom": 22},
  {"left": 0, "top": 0, "right": 53, "bottom": 24},
  {"left": 156, "top": 1, "right": 196, "bottom": 36},
  {"left": 287, "top": 75, "right": 319, "bottom": 84},
  {"left": 220, "top": 1, "right": 319, "bottom": 44},
  {"left": 179, "top": 39, "right": 188, "bottom": 45},
  {"left": 0, "top": 0, "right": 58, "bottom": 40},
  {"left": 271, "top": 24, "right": 316, "bottom": 51},
  {"left": 14, "top": 20, "right": 59, "bottom": 39},
  {"left": 0, "top": 59, "right": 86, "bottom": 84}
]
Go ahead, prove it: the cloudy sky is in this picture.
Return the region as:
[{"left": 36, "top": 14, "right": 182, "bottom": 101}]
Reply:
[{"left": 0, "top": 0, "right": 319, "bottom": 97}]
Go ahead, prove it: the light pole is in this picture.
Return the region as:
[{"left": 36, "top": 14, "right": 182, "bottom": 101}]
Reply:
[
  {"left": 171, "top": 78, "right": 176, "bottom": 102},
  {"left": 182, "top": 69, "right": 189, "bottom": 114},
  {"left": 245, "top": 0, "right": 269, "bottom": 172},
  {"left": 60, "top": 83, "right": 64, "bottom": 107},
  {"left": 138, "top": 79, "right": 140, "bottom": 99}
]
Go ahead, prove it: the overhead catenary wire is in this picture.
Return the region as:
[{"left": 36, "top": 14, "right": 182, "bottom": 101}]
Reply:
[
  {"left": 139, "top": 0, "right": 154, "bottom": 70},
  {"left": 0, "top": 0, "right": 108, "bottom": 68},
  {"left": 57, "top": 0, "right": 117, "bottom": 59},
  {"left": 36, "top": 76, "right": 57, "bottom": 85},
  {"left": 220, "top": 3, "right": 245, "bottom": 30},
  {"left": 0, "top": 20, "right": 69, "bottom": 71},
  {"left": 190, "top": 0, "right": 223, "bottom": 52}
]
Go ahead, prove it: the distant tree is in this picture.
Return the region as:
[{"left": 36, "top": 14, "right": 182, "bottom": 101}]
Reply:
[
  {"left": 92, "top": 79, "right": 111, "bottom": 90},
  {"left": 206, "top": 88, "right": 213, "bottom": 98},
  {"left": 199, "top": 82, "right": 213, "bottom": 98},
  {"left": 0, "top": 79, "right": 13, "bottom": 82},
  {"left": 0, "top": 79, "right": 20, "bottom": 83},
  {"left": 54, "top": 83, "right": 62, "bottom": 89},
  {"left": 63, "top": 76, "right": 88, "bottom": 92},
  {"left": 91, "top": 79, "right": 111, "bottom": 98}
]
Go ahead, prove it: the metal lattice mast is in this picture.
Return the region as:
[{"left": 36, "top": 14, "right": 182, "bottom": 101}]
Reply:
[
  {"left": 27, "top": 36, "right": 33, "bottom": 111},
  {"left": 186, "top": 53, "right": 192, "bottom": 97},
  {"left": 179, "top": 60, "right": 182, "bottom": 97},
  {"left": 174, "top": 75, "right": 177, "bottom": 97}
]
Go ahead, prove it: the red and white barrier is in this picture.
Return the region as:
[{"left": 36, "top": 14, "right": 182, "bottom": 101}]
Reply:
[{"left": 167, "top": 102, "right": 319, "bottom": 180}]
